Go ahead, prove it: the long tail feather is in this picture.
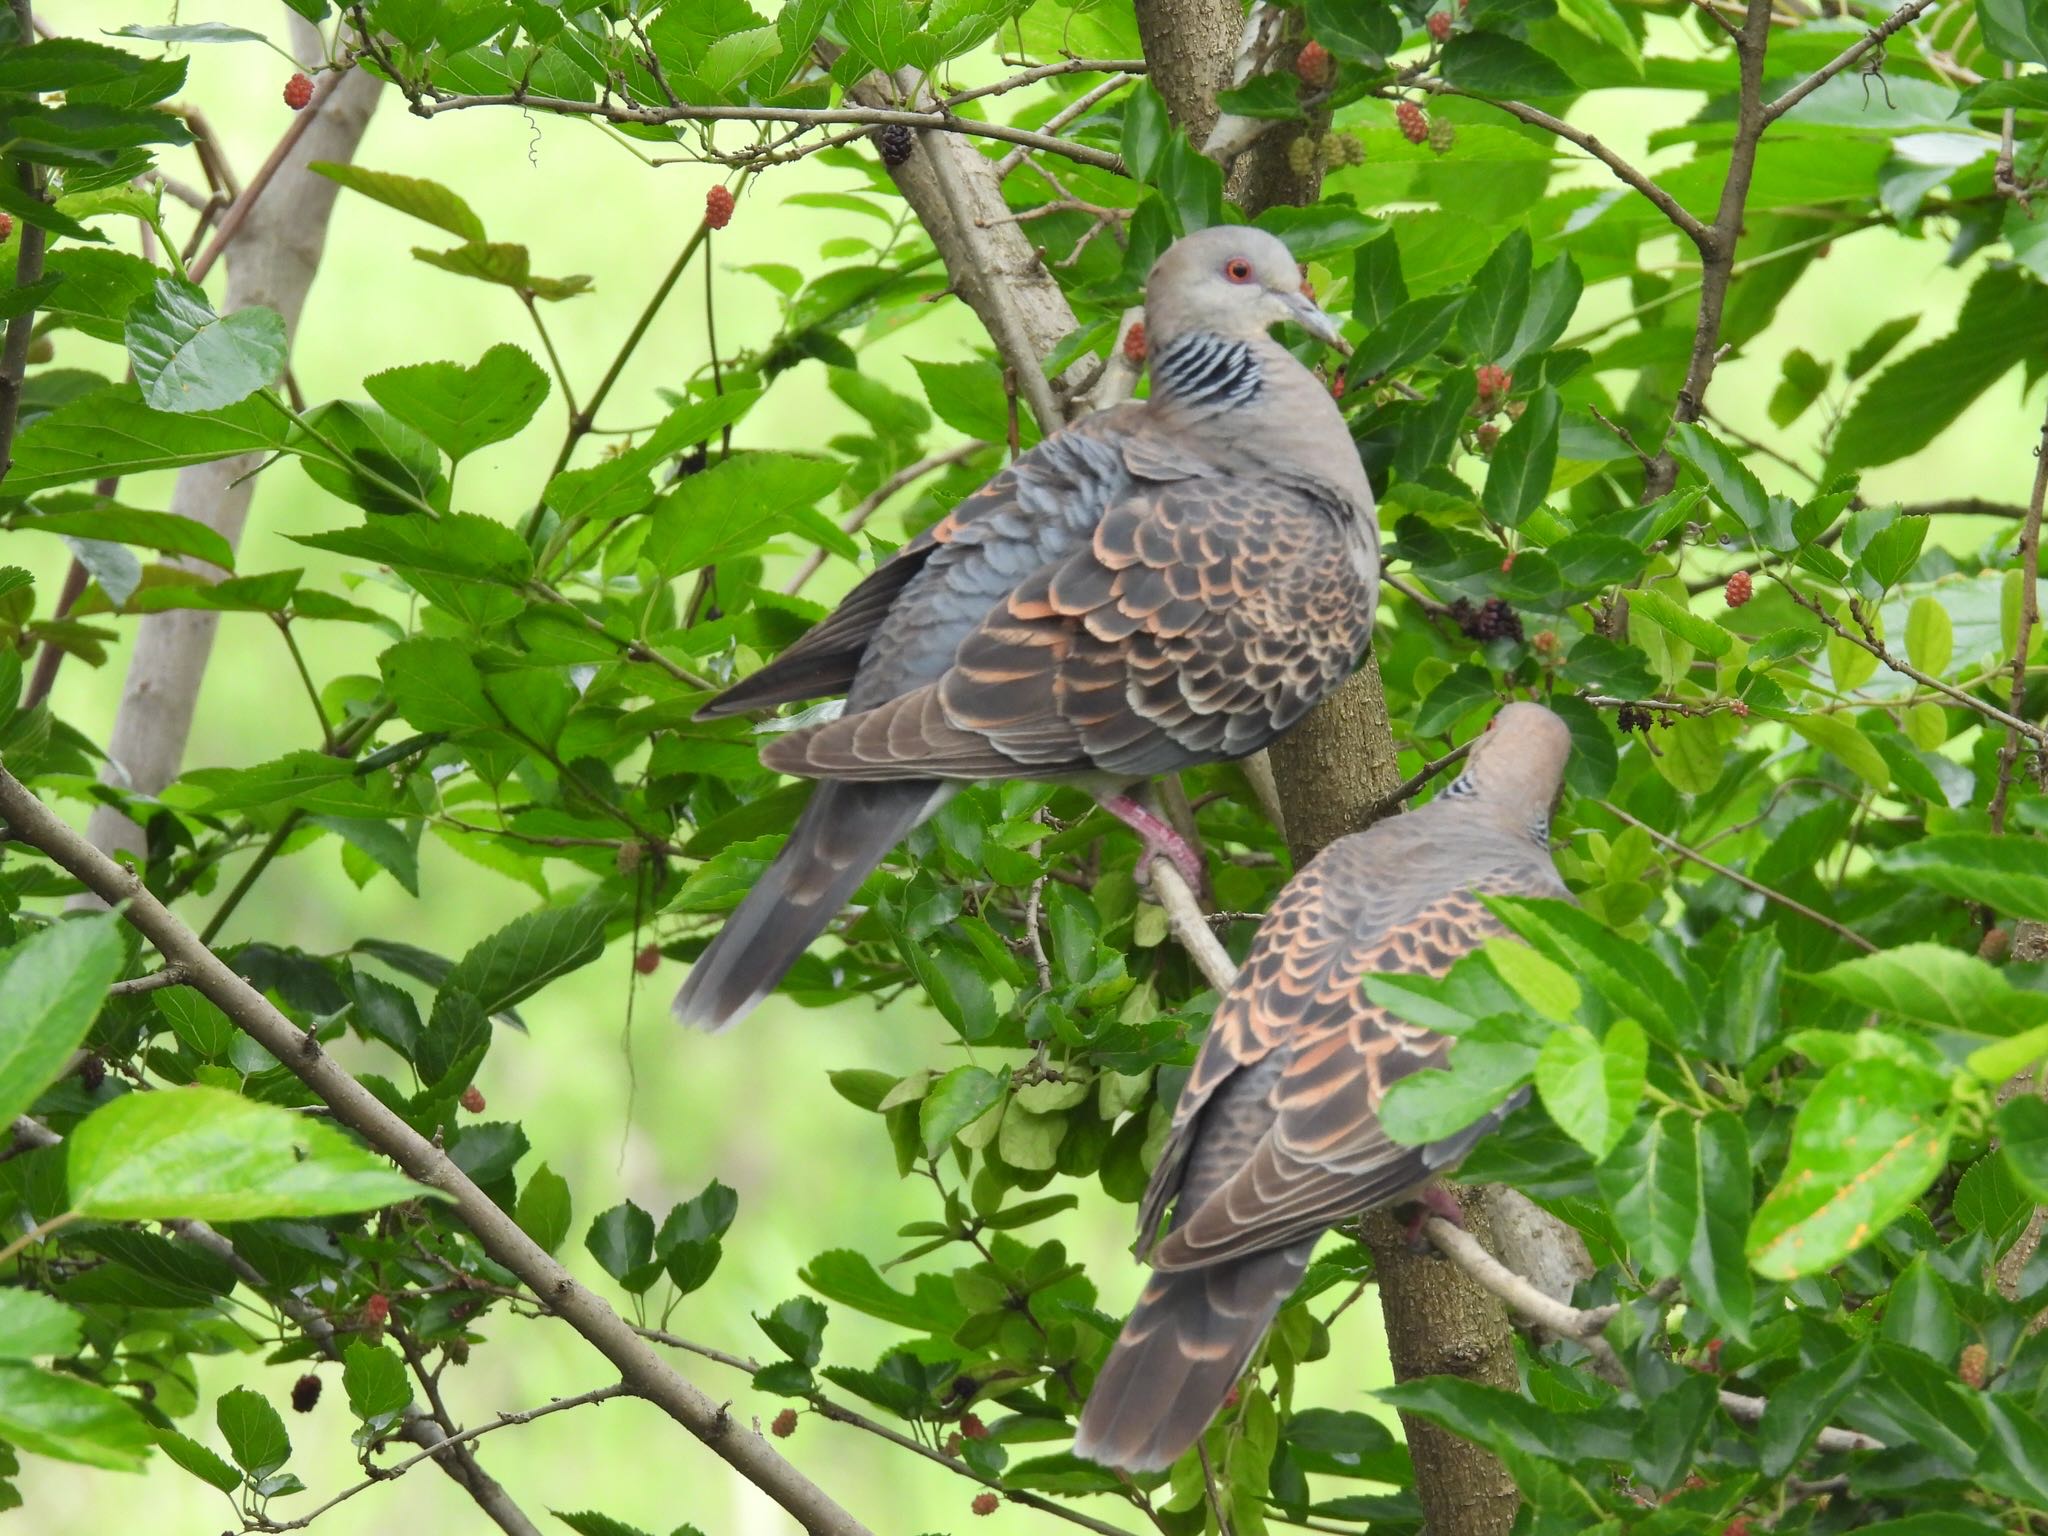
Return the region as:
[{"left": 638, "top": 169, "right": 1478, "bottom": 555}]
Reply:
[
  {"left": 670, "top": 779, "right": 944, "bottom": 1032},
  {"left": 1072, "top": 1243, "right": 1311, "bottom": 1474}
]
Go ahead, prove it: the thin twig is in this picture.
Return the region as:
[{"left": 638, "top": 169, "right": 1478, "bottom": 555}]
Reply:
[
  {"left": 249, "top": 1386, "right": 628, "bottom": 1532},
  {"left": 1989, "top": 402, "right": 2048, "bottom": 832},
  {"left": 0, "top": 127, "right": 50, "bottom": 477},
  {"left": 993, "top": 72, "right": 1142, "bottom": 180},
  {"left": 1760, "top": 0, "right": 1942, "bottom": 123},
  {"left": 1597, "top": 799, "right": 1877, "bottom": 952},
  {"left": 107, "top": 964, "right": 191, "bottom": 997},
  {"left": 1418, "top": 82, "right": 1709, "bottom": 250},
  {"left": 782, "top": 440, "right": 989, "bottom": 596}
]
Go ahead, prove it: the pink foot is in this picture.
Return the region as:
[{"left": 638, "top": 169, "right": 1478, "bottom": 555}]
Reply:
[
  {"left": 1400, "top": 1185, "right": 1466, "bottom": 1251},
  {"left": 1095, "top": 793, "right": 1208, "bottom": 893}
]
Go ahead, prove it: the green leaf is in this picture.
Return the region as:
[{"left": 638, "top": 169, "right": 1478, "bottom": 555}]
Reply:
[
  {"left": 0, "top": 913, "right": 124, "bottom": 1127},
  {"left": 1349, "top": 293, "right": 1463, "bottom": 379},
  {"left": 1501, "top": 256, "right": 1582, "bottom": 369},
  {"left": 1378, "top": 1024, "right": 1537, "bottom": 1144},
  {"left": 1978, "top": 0, "right": 2048, "bottom": 61},
  {"left": 1829, "top": 267, "right": 2048, "bottom": 477},
  {"left": 1379, "top": 1376, "right": 1632, "bottom": 1466},
  {"left": 312, "top": 162, "right": 486, "bottom": 241},
  {"left": 124, "top": 278, "right": 285, "bottom": 414},
  {"left": 364, "top": 344, "right": 550, "bottom": 463},
  {"left": 444, "top": 896, "right": 611, "bottom": 1018},
  {"left": 0, "top": 1363, "right": 150, "bottom": 1471},
  {"left": 919, "top": 1066, "right": 1004, "bottom": 1157},
  {"left": 380, "top": 637, "right": 496, "bottom": 734},
  {"left": 1627, "top": 585, "right": 1733, "bottom": 661},
  {"left": 1803, "top": 943, "right": 2048, "bottom": 1036},
  {"left": 1255, "top": 203, "right": 1380, "bottom": 262},
  {"left": 516, "top": 1162, "right": 572, "bottom": 1254},
  {"left": 1458, "top": 230, "right": 1531, "bottom": 363},
  {"left": 835, "top": 0, "right": 919, "bottom": 77},
  {"left": 1643, "top": 1110, "right": 1753, "bottom": 1342},
  {"left": 8, "top": 385, "right": 286, "bottom": 494},
  {"left": 216, "top": 1384, "right": 289, "bottom": 1480},
  {"left": 1672, "top": 422, "right": 1778, "bottom": 548},
  {"left": 798, "top": 1248, "right": 942, "bottom": 1331},
  {"left": 554, "top": 1511, "right": 654, "bottom": 1536},
  {"left": 1749, "top": 1057, "right": 1952, "bottom": 1278},
  {"left": 586, "top": 1201, "right": 659, "bottom": 1291},
  {"left": 68, "top": 1086, "right": 427, "bottom": 1220},
  {"left": 342, "top": 1340, "right": 410, "bottom": 1424},
  {"left": 1905, "top": 595, "right": 1953, "bottom": 674},
  {"left": 1439, "top": 33, "right": 1575, "bottom": 96},
  {"left": 412, "top": 241, "right": 592, "bottom": 301},
  {"left": 1533, "top": 1018, "right": 1645, "bottom": 1160},
  {"left": 643, "top": 453, "right": 847, "bottom": 578},
  {"left": 1789, "top": 714, "right": 1890, "bottom": 792},
  {"left": 157, "top": 1428, "right": 242, "bottom": 1493},
  {"left": 757, "top": 1295, "right": 828, "bottom": 1366},
  {"left": 1767, "top": 348, "right": 1832, "bottom": 428},
  {"left": 1757, "top": 1345, "right": 1866, "bottom": 1476},
  {"left": 0, "top": 1289, "right": 80, "bottom": 1360},
  {"left": 13, "top": 499, "right": 235, "bottom": 569},
  {"left": 1488, "top": 897, "right": 1697, "bottom": 1047},
  {"left": 1996, "top": 1096, "right": 2048, "bottom": 1203},
  {"left": 1875, "top": 834, "right": 2048, "bottom": 923},
  {"left": 910, "top": 356, "right": 1040, "bottom": 445},
  {"left": 1480, "top": 386, "right": 1559, "bottom": 527}
]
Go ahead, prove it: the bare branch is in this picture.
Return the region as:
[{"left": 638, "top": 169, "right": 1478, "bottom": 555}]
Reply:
[
  {"left": 106, "top": 964, "right": 192, "bottom": 997},
  {"left": 1418, "top": 82, "right": 1710, "bottom": 250},
  {"left": 1149, "top": 863, "right": 1236, "bottom": 992},
  {"left": 0, "top": 770, "right": 878, "bottom": 1536},
  {"left": 1597, "top": 799, "right": 1877, "bottom": 952},
  {"left": 1761, "top": 0, "right": 1942, "bottom": 123},
  {"left": 1990, "top": 402, "right": 2048, "bottom": 831}
]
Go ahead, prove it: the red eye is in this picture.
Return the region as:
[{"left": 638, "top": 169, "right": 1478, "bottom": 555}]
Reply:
[{"left": 1224, "top": 257, "right": 1255, "bottom": 283}]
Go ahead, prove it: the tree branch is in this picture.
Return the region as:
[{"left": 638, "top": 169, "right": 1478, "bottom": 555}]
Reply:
[
  {"left": 1760, "top": 0, "right": 1942, "bottom": 124},
  {"left": 1419, "top": 83, "right": 1710, "bottom": 250},
  {"left": 405, "top": 92, "right": 1126, "bottom": 175},
  {"left": 0, "top": 769, "right": 877, "bottom": 1536},
  {"left": 783, "top": 440, "right": 990, "bottom": 597},
  {"left": 1989, "top": 402, "right": 2048, "bottom": 832},
  {"left": 0, "top": 95, "right": 49, "bottom": 478}
]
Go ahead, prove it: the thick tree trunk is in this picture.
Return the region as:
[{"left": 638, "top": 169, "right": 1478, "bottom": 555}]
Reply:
[{"left": 85, "top": 21, "right": 380, "bottom": 861}]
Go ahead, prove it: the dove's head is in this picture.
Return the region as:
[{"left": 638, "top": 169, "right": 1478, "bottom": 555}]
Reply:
[
  {"left": 1144, "top": 227, "right": 1347, "bottom": 352},
  {"left": 1454, "top": 702, "right": 1572, "bottom": 838}
]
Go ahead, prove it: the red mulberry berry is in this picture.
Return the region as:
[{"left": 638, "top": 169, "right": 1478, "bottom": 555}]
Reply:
[
  {"left": 459, "top": 1085, "right": 485, "bottom": 1113},
  {"left": 364, "top": 1293, "right": 390, "bottom": 1326},
  {"left": 634, "top": 943, "right": 661, "bottom": 975},
  {"left": 1474, "top": 363, "right": 1511, "bottom": 405},
  {"left": 0, "top": 213, "right": 14, "bottom": 243},
  {"left": 972, "top": 1492, "right": 1000, "bottom": 1517},
  {"left": 1475, "top": 422, "right": 1500, "bottom": 453},
  {"left": 960, "top": 1413, "right": 988, "bottom": 1440},
  {"left": 704, "top": 185, "right": 735, "bottom": 230},
  {"left": 1960, "top": 1341, "right": 1989, "bottom": 1388},
  {"left": 1428, "top": 11, "right": 1453, "bottom": 40},
  {"left": 1122, "top": 320, "right": 1147, "bottom": 364},
  {"left": 290, "top": 1373, "right": 322, "bottom": 1413},
  {"left": 771, "top": 1407, "right": 799, "bottom": 1438},
  {"left": 1294, "top": 41, "right": 1334, "bottom": 88},
  {"left": 1728, "top": 699, "right": 1750, "bottom": 718},
  {"left": 79, "top": 1054, "right": 105, "bottom": 1093},
  {"left": 877, "top": 123, "right": 914, "bottom": 167},
  {"left": 284, "top": 72, "right": 314, "bottom": 110},
  {"left": 1396, "top": 101, "right": 1429, "bottom": 144},
  {"left": 1724, "top": 570, "right": 1752, "bottom": 607}
]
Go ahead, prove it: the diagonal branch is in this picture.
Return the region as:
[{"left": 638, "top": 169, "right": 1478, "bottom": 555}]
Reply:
[
  {"left": 1989, "top": 402, "right": 2048, "bottom": 832},
  {"left": 0, "top": 768, "right": 877, "bottom": 1536},
  {"left": 1760, "top": 0, "right": 1942, "bottom": 124}
]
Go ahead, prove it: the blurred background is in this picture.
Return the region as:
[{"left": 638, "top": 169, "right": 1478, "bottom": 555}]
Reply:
[{"left": 21, "top": 2, "right": 2044, "bottom": 1531}]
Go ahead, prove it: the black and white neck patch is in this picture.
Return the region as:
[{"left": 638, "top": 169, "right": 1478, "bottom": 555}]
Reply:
[{"left": 1151, "top": 332, "right": 1263, "bottom": 411}]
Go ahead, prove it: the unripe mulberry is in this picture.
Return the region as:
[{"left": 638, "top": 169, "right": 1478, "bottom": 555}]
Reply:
[
  {"left": 291, "top": 1373, "right": 322, "bottom": 1413},
  {"left": 960, "top": 1412, "right": 988, "bottom": 1440},
  {"left": 1334, "top": 131, "right": 1366, "bottom": 165},
  {"left": 1428, "top": 117, "right": 1456, "bottom": 154},
  {"left": 1286, "top": 135, "right": 1317, "bottom": 176},
  {"left": 971, "top": 1492, "right": 1000, "bottom": 1516},
  {"left": 1980, "top": 928, "right": 2012, "bottom": 964},
  {"left": 634, "top": 943, "right": 661, "bottom": 975},
  {"left": 1428, "top": 11, "right": 1453, "bottom": 40},
  {"left": 1294, "top": 41, "right": 1334, "bottom": 88},
  {"left": 80, "top": 1054, "right": 105, "bottom": 1093},
  {"left": 1960, "top": 1341, "right": 1989, "bottom": 1388},
  {"left": 1474, "top": 422, "right": 1500, "bottom": 453},
  {"left": 1724, "top": 570, "right": 1753, "bottom": 607},
  {"left": 459, "top": 1085, "right": 485, "bottom": 1113},
  {"left": 877, "top": 122, "right": 914, "bottom": 168},
  {"left": 284, "top": 72, "right": 314, "bottom": 111},
  {"left": 1396, "top": 101, "right": 1429, "bottom": 144},
  {"left": 1728, "top": 699, "right": 1750, "bottom": 717},
  {"left": 771, "top": 1407, "right": 799, "bottom": 1437},
  {"left": 1122, "top": 319, "right": 1147, "bottom": 364},
  {"left": 614, "top": 840, "right": 644, "bottom": 875},
  {"left": 704, "top": 184, "right": 735, "bottom": 230}
]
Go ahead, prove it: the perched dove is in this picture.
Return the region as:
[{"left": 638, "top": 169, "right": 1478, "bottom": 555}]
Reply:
[
  {"left": 1072, "top": 703, "right": 1572, "bottom": 1473},
  {"left": 673, "top": 226, "right": 1378, "bottom": 1032}
]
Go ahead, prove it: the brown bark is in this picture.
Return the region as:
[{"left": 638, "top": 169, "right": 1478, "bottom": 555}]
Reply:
[{"left": 1133, "top": 0, "right": 1240, "bottom": 151}]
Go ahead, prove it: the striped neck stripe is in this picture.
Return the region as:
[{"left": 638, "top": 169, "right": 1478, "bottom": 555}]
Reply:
[{"left": 1151, "top": 332, "right": 1262, "bottom": 410}]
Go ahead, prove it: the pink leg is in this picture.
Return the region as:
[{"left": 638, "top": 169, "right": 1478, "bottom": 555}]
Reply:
[
  {"left": 1094, "top": 792, "right": 1208, "bottom": 892},
  {"left": 1400, "top": 1185, "right": 1467, "bottom": 1251}
]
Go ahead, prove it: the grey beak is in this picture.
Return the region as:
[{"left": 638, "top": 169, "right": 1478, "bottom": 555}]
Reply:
[{"left": 1282, "top": 290, "right": 1352, "bottom": 356}]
